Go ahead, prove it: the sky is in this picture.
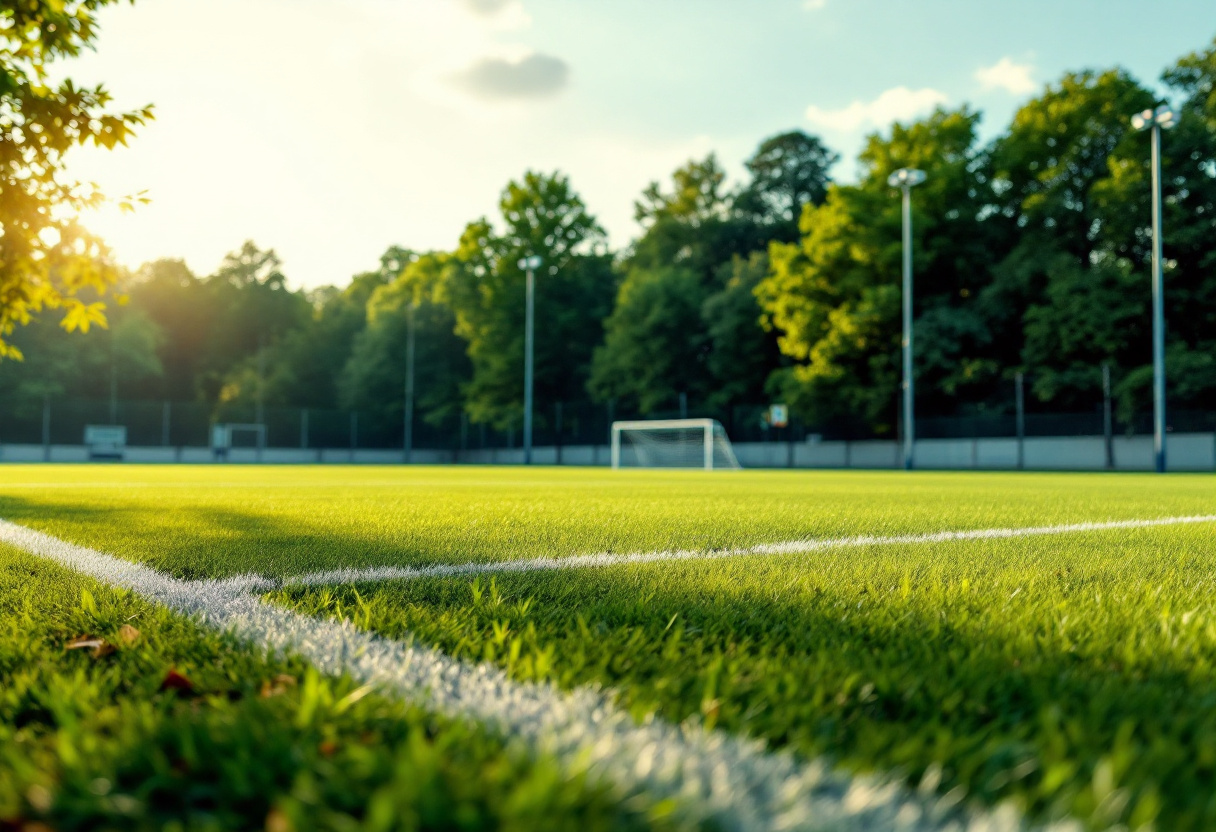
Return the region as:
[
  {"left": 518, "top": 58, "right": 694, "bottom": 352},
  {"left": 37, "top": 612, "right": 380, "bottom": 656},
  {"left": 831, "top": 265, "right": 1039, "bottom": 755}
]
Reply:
[{"left": 62, "top": 0, "right": 1216, "bottom": 290}]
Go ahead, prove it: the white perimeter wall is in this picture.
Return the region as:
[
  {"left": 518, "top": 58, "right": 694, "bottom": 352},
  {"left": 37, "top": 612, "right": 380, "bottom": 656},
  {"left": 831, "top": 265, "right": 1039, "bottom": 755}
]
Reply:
[{"left": 1, "top": 435, "right": 1213, "bottom": 472}]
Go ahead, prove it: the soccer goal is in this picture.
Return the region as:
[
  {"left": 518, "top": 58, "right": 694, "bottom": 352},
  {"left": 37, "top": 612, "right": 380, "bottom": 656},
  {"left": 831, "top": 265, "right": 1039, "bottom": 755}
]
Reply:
[
  {"left": 211, "top": 423, "right": 267, "bottom": 460},
  {"left": 611, "top": 419, "right": 741, "bottom": 470}
]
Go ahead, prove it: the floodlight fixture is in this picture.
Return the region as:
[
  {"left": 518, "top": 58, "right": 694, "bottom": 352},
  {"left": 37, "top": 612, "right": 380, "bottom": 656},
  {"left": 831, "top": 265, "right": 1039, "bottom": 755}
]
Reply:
[
  {"left": 887, "top": 168, "right": 926, "bottom": 189},
  {"left": 518, "top": 255, "right": 543, "bottom": 270},
  {"left": 1131, "top": 105, "right": 1177, "bottom": 132}
]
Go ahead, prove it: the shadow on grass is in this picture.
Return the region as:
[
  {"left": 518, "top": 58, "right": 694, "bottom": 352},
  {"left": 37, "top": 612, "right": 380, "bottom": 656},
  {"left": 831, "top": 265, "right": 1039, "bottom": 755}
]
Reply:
[{"left": 0, "top": 494, "right": 434, "bottom": 580}]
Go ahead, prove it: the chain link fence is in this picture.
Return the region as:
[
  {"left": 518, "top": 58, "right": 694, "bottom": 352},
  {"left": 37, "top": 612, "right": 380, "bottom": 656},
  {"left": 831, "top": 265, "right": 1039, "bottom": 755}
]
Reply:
[{"left": 2, "top": 394, "right": 1212, "bottom": 453}]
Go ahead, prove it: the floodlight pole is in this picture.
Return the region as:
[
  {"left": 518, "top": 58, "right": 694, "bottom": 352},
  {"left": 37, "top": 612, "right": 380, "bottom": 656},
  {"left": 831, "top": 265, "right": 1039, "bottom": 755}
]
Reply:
[
  {"left": 1132, "top": 105, "right": 1176, "bottom": 474},
  {"left": 403, "top": 300, "right": 415, "bottom": 463},
  {"left": 519, "top": 255, "right": 542, "bottom": 465},
  {"left": 888, "top": 168, "right": 926, "bottom": 471}
]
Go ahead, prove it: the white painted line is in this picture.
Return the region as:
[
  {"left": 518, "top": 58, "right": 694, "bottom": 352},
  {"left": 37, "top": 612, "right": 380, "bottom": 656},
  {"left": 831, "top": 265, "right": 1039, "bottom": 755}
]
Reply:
[
  {"left": 272, "top": 514, "right": 1216, "bottom": 588},
  {"left": 0, "top": 517, "right": 1068, "bottom": 832}
]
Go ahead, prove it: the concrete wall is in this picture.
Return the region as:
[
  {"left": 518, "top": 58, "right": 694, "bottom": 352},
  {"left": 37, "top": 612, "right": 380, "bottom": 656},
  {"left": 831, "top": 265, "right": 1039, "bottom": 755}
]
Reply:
[{"left": 2, "top": 434, "right": 1213, "bottom": 471}]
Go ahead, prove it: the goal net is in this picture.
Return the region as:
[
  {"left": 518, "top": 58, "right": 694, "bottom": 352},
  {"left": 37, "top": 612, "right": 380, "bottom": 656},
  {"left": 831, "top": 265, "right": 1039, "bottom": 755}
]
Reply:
[
  {"left": 211, "top": 423, "right": 267, "bottom": 451},
  {"left": 611, "top": 419, "right": 741, "bottom": 470}
]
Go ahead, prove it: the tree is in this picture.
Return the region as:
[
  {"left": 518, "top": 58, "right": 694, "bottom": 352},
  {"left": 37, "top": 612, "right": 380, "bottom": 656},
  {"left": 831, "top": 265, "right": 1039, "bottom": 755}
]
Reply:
[
  {"left": 0, "top": 0, "right": 152, "bottom": 358},
  {"left": 758, "top": 108, "right": 995, "bottom": 432},
  {"left": 341, "top": 252, "right": 471, "bottom": 440},
  {"left": 197, "top": 242, "right": 310, "bottom": 402},
  {"left": 701, "top": 252, "right": 784, "bottom": 410},
  {"left": 446, "top": 171, "right": 614, "bottom": 429},
  {"left": 0, "top": 286, "right": 163, "bottom": 407},
  {"left": 597, "top": 148, "right": 813, "bottom": 415},
  {"left": 984, "top": 70, "right": 1164, "bottom": 412},
  {"left": 737, "top": 130, "right": 838, "bottom": 229},
  {"left": 630, "top": 155, "right": 770, "bottom": 281},
  {"left": 125, "top": 259, "right": 208, "bottom": 401},
  {"left": 265, "top": 247, "right": 407, "bottom": 410},
  {"left": 589, "top": 267, "right": 709, "bottom": 414},
  {"left": 1154, "top": 39, "right": 1216, "bottom": 413}
]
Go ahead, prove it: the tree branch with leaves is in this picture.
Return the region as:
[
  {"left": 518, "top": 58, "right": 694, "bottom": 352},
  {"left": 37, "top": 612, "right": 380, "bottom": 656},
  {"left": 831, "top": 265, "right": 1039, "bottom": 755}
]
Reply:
[{"left": 0, "top": 0, "right": 152, "bottom": 359}]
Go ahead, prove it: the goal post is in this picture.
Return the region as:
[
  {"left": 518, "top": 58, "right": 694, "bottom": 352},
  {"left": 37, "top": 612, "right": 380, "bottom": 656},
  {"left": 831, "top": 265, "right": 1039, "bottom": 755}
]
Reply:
[
  {"left": 211, "top": 423, "right": 267, "bottom": 460},
  {"left": 610, "top": 419, "right": 741, "bottom": 470}
]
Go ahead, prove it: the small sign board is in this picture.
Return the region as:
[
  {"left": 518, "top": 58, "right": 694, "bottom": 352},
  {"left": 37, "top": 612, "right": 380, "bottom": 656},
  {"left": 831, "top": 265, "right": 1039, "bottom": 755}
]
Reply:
[
  {"left": 84, "top": 425, "right": 126, "bottom": 461},
  {"left": 769, "top": 404, "right": 789, "bottom": 428}
]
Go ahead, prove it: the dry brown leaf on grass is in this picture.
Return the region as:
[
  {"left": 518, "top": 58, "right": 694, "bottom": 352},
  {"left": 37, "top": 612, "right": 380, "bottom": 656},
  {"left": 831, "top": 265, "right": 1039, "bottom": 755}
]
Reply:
[
  {"left": 260, "top": 674, "right": 297, "bottom": 698},
  {"left": 117, "top": 624, "right": 141, "bottom": 646},
  {"left": 265, "top": 807, "right": 292, "bottom": 832},
  {"left": 0, "top": 821, "right": 55, "bottom": 832},
  {"left": 159, "top": 668, "right": 195, "bottom": 694}
]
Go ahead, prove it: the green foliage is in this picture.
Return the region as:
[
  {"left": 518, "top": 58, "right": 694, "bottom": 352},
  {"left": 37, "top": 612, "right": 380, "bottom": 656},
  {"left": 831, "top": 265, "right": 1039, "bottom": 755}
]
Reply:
[
  {"left": 446, "top": 171, "right": 614, "bottom": 429},
  {"left": 589, "top": 267, "right": 709, "bottom": 412},
  {"left": 701, "top": 253, "right": 784, "bottom": 410},
  {"left": 759, "top": 49, "right": 1216, "bottom": 429},
  {"left": 260, "top": 248, "right": 409, "bottom": 412},
  {"left": 736, "top": 130, "right": 838, "bottom": 228},
  {"left": 341, "top": 251, "right": 472, "bottom": 437},
  {"left": 0, "top": 0, "right": 153, "bottom": 358},
  {"left": 595, "top": 139, "right": 825, "bottom": 415},
  {"left": 759, "top": 108, "right": 988, "bottom": 430}
]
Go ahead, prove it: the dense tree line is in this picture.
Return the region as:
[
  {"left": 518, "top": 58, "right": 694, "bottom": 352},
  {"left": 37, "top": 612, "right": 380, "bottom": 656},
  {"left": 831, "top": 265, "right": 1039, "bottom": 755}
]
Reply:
[{"left": 3, "top": 40, "right": 1216, "bottom": 441}]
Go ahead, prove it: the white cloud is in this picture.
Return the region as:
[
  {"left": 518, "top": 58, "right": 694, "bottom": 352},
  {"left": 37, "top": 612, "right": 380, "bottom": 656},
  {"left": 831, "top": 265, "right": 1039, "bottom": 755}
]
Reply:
[
  {"left": 463, "top": 0, "right": 513, "bottom": 15},
  {"left": 460, "top": 0, "right": 532, "bottom": 31},
  {"left": 805, "top": 86, "right": 948, "bottom": 132},
  {"left": 450, "top": 52, "right": 569, "bottom": 100},
  {"left": 975, "top": 57, "right": 1036, "bottom": 95},
  {"left": 802, "top": 0, "right": 827, "bottom": 9}
]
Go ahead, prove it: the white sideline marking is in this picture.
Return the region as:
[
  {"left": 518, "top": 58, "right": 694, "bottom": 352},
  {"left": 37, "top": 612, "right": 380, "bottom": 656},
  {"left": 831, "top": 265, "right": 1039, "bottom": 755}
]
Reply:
[
  {"left": 0, "top": 518, "right": 1067, "bottom": 832},
  {"left": 269, "top": 514, "right": 1216, "bottom": 589}
]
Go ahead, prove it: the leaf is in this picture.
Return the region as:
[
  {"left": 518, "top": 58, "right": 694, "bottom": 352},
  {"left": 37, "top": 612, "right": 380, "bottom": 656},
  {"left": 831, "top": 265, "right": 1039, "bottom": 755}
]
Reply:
[
  {"left": 264, "top": 808, "right": 292, "bottom": 832},
  {"left": 116, "top": 624, "right": 141, "bottom": 646},
  {"left": 159, "top": 668, "right": 194, "bottom": 693},
  {"left": 259, "top": 674, "right": 297, "bottom": 698}
]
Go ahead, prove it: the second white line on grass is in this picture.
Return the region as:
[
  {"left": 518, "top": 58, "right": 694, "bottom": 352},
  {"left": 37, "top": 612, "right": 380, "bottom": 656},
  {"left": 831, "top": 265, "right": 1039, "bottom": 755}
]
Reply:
[
  {"left": 254, "top": 514, "right": 1216, "bottom": 589},
  {"left": 0, "top": 517, "right": 1066, "bottom": 832}
]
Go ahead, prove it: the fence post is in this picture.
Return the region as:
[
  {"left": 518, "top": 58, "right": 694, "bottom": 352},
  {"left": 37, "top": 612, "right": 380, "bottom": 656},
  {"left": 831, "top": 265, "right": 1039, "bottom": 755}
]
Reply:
[
  {"left": 1015, "top": 371, "right": 1026, "bottom": 470},
  {"left": 42, "top": 394, "right": 50, "bottom": 462},
  {"left": 1102, "top": 364, "right": 1114, "bottom": 470}
]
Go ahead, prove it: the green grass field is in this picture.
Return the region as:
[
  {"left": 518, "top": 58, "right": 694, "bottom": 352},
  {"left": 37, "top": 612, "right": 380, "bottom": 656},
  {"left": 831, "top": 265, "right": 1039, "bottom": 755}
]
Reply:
[{"left": 1, "top": 465, "right": 1214, "bottom": 831}]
